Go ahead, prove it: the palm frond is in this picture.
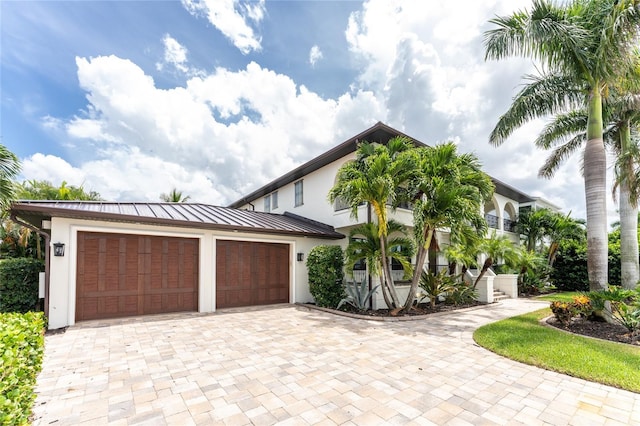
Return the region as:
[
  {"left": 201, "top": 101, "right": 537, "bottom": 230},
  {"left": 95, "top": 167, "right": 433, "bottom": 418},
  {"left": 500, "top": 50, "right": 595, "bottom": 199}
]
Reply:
[
  {"left": 538, "top": 133, "right": 586, "bottom": 178},
  {"left": 489, "top": 72, "right": 584, "bottom": 146}
]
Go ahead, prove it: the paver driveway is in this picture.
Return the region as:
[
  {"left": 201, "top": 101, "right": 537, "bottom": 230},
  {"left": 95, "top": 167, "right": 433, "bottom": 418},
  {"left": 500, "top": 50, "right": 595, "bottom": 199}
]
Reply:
[{"left": 32, "top": 299, "right": 640, "bottom": 425}]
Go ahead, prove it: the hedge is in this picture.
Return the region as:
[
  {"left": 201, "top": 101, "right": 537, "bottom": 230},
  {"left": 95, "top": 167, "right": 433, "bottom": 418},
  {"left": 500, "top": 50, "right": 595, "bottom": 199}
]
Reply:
[
  {"left": 307, "top": 245, "right": 346, "bottom": 308},
  {"left": 0, "top": 258, "right": 44, "bottom": 313},
  {"left": 0, "top": 311, "right": 45, "bottom": 425}
]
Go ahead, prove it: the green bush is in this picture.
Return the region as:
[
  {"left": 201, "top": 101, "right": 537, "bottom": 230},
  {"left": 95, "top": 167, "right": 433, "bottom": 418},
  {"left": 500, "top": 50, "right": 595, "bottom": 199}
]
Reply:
[
  {"left": 0, "top": 311, "right": 45, "bottom": 425},
  {"left": 307, "top": 245, "right": 346, "bottom": 308},
  {"left": 0, "top": 258, "right": 44, "bottom": 313},
  {"left": 550, "top": 240, "right": 589, "bottom": 291}
]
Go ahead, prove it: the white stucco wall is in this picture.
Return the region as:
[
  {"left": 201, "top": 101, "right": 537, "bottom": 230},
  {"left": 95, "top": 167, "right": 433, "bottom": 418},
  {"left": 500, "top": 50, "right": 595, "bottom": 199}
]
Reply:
[{"left": 47, "top": 217, "right": 335, "bottom": 329}]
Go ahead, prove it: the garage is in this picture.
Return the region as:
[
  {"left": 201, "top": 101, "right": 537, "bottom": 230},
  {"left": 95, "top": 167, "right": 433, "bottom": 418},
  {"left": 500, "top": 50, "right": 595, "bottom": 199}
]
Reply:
[
  {"left": 216, "top": 240, "right": 290, "bottom": 309},
  {"left": 76, "top": 231, "right": 199, "bottom": 321}
]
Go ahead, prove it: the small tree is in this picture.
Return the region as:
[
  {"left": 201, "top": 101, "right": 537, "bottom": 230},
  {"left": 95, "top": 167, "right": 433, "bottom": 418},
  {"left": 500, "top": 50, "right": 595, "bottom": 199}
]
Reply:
[{"left": 306, "top": 245, "right": 345, "bottom": 308}]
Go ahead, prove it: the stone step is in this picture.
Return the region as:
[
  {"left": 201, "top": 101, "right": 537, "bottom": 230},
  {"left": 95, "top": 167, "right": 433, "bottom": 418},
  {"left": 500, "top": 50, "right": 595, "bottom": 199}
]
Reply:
[{"left": 493, "top": 290, "right": 509, "bottom": 301}]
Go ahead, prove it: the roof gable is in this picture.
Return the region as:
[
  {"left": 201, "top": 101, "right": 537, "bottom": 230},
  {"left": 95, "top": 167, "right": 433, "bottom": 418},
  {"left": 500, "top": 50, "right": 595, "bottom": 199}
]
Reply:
[{"left": 228, "top": 122, "right": 425, "bottom": 208}]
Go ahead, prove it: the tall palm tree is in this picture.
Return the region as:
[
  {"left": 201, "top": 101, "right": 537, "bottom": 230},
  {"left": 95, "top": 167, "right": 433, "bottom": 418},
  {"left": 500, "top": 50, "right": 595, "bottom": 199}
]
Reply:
[
  {"left": 484, "top": 0, "right": 640, "bottom": 291},
  {"left": 0, "top": 144, "right": 20, "bottom": 211},
  {"left": 329, "top": 136, "right": 417, "bottom": 309},
  {"left": 536, "top": 91, "right": 639, "bottom": 286},
  {"left": 345, "top": 221, "right": 414, "bottom": 308},
  {"left": 160, "top": 188, "right": 191, "bottom": 203},
  {"left": 404, "top": 142, "right": 493, "bottom": 311}
]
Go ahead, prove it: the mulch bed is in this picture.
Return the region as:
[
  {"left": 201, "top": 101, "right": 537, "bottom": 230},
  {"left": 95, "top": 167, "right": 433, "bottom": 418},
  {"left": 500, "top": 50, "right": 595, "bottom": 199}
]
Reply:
[
  {"left": 546, "top": 316, "right": 640, "bottom": 346},
  {"left": 333, "top": 301, "right": 485, "bottom": 317}
]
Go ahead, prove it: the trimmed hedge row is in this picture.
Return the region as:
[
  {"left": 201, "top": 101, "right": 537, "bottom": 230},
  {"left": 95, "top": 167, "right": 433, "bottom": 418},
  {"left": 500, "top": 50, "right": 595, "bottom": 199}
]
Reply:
[
  {"left": 0, "top": 258, "right": 44, "bottom": 313},
  {"left": 0, "top": 311, "right": 45, "bottom": 425}
]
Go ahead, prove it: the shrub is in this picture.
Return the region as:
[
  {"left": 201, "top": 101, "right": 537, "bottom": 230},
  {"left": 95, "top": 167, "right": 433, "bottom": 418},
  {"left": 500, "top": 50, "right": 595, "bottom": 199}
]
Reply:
[
  {"left": 419, "top": 269, "right": 455, "bottom": 309},
  {"left": 307, "top": 245, "right": 346, "bottom": 308},
  {"left": 588, "top": 286, "right": 640, "bottom": 333},
  {"left": 549, "top": 239, "right": 589, "bottom": 291},
  {"left": 550, "top": 301, "right": 576, "bottom": 326},
  {"left": 444, "top": 280, "right": 478, "bottom": 306},
  {"left": 0, "top": 311, "right": 45, "bottom": 425},
  {"left": 0, "top": 258, "right": 44, "bottom": 313}
]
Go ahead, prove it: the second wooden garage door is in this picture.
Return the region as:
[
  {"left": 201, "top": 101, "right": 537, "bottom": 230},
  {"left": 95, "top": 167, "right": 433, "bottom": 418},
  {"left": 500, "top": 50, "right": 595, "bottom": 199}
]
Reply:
[
  {"left": 76, "top": 232, "right": 199, "bottom": 321},
  {"left": 216, "top": 240, "right": 290, "bottom": 309}
]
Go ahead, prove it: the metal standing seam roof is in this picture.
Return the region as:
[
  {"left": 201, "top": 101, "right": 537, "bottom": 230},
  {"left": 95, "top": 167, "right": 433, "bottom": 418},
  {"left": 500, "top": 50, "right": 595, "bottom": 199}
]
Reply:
[{"left": 10, "top": 201, "right": 345, "bottom": 240}]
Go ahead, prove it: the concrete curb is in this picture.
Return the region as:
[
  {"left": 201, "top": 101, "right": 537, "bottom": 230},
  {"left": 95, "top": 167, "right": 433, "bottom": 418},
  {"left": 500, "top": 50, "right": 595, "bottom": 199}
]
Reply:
[{"left": 295, "top": 301, "right": 498, "bottom": 322}]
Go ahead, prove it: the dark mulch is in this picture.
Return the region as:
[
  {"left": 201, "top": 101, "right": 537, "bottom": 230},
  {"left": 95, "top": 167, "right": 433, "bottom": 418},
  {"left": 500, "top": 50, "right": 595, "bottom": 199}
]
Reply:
[
  {"left": 547, "top": 316, "right": 640, "bottom": 346},
  {"left": 338, "top": 301, "right": 485, "bottom": 317}
]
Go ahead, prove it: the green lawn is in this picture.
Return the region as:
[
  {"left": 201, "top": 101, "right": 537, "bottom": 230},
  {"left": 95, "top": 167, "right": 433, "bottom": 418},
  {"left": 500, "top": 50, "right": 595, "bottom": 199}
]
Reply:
[
  {"left": 474, "top": 293, "right": 640, "bottom": 393},
  {"left": 535, "top": 291, "right": 582, "bottom": 303}
]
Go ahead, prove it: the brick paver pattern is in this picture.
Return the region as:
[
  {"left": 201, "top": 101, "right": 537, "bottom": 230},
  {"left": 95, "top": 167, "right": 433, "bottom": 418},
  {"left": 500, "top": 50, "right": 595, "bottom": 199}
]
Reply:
[{"left": 32, "top": 299, "right": 640, "bottom": 425}]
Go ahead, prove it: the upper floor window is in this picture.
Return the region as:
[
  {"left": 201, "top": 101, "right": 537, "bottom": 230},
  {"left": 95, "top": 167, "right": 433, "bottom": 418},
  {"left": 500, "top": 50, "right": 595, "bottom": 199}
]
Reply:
[
  {"left": 264, "top": 194, "right": 271, "bottom": 212},
  {"left": 271, "top": 191, "right": 278, "bottom": 210},
  {"left": 294, "top": 180, "right": 303, "bottom": 207}
]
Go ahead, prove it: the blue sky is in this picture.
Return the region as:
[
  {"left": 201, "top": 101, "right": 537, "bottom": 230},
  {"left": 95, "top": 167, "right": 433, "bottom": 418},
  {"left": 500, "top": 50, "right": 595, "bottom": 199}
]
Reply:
[{"left": 0, "top": 0, "right": 615, "bottom": 222}]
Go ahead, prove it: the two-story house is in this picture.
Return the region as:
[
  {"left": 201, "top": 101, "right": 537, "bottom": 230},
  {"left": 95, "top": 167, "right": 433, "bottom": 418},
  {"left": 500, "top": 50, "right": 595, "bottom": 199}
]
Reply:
[
  {"left": 11, "top": 122, "right": 556, "bottom": 328},
  {"left": 228, "top": 122, "right": 557, "bottom": 304}
]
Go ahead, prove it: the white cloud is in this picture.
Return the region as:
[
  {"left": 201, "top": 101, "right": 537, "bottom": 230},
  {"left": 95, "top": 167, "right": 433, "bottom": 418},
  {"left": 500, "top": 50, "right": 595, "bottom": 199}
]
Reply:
[
  {"left": 181, "top": 0, "right": 264, "bottom": 54},
  {"left": 309, "top": 45, "right": 323, "bottom": 67},
  {"left": 156, "top": 34, "right": 189, "bottom": 74},
  {"left": 25, "top": 0, "right": 615, "bottom": 225}
]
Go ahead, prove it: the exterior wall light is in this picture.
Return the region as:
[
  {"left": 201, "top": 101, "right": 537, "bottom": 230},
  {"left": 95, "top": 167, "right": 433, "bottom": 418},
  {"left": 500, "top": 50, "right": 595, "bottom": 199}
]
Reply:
[
  {"left": 297, "top": 252, "right": 304, "bottom": 262},
  {"left": 53, "top": 242, "right": 65, "bottom": 257}
]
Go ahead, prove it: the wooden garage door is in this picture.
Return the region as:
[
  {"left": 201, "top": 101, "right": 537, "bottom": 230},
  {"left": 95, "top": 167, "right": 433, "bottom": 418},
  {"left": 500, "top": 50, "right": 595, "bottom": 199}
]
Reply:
[
  {"left": 76, "top": 232, "right": 199, "bottom": 321},
  {"left": 216, "top": 240, "right": 290, "bottom": 309}
]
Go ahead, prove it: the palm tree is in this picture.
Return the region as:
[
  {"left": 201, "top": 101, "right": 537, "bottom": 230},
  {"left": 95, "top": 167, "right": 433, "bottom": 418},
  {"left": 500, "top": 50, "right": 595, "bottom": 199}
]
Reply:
[
  {"left": 329, "top": 136, "right": 417, "bottom": 309},
  {"left": 0, "top": 144, "right": 20, "bottom": 211},
  {"left": 484, "top": 0, "right": 640, "bottom": 291},
  {"left": 160, "top": 188, "right": 191, "bottom": 203},
  {"left": 474, "top": 232, "right": 519, "bottom": 288},
  {"left": 345, "top": 221, "right": 414, "bottom": 308},
  {"left": 404, "top": 142, "right": 493, "bottom": 311},
  {"left": 536, "top": 91, "right": 639, "bottom": 286}
]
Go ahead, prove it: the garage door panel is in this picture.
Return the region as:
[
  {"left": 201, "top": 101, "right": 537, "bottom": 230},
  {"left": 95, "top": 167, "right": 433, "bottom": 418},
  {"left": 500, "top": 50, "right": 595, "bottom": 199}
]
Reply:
[
  {"left": 76, "top": 232, "right": 199, "bottom": 321},
  {"left": 216, "top": 240, "right": 289, "bottom": 309}
]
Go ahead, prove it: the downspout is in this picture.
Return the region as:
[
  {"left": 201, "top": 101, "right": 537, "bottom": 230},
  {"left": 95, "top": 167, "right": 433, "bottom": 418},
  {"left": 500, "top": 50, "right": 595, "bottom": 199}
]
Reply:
[
  {"left": 367, "top": 202, "right": 373, "bottom": 309},
  {"left": 10, "top": 214, "right": 51, "bottom": 319}
]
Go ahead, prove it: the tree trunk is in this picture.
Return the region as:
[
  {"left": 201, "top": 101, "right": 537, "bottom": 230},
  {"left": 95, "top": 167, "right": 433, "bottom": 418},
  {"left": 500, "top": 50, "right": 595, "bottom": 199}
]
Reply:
[
  {"left": 378, "top": 272, "right": 393, "bottom": 309},
  {"left": 619, "top": 121, "right": 639, "bottom": 289},
  {"left": 473, "top": 257, "right": 493, "bottom": 289},
  {"left": 584, "top": 88, "right": 608, "bottom": 291},
  {"left": 402, "top": 227, "right": 432, "bottom": 312},
  {"left": 379, "top": 235, "right": 400, "bottom": 308}
]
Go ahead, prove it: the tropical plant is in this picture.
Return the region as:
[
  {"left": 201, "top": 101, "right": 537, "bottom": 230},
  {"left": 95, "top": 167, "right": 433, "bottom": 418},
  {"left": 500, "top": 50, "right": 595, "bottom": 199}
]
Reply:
[
  {"left": 344, "top": 221, "right": 414, "bottom": 308},
  {"left": 337, "top": 279, "right": 380, "bottom": 312},
  {"left": 443, "top": 234, "right": 480, "bottom": 276},
  {"left": 404, "top": 142, "right": 493, "bottom": 312},
  {"left": 16, "top": 179, "right": 101, "bottom": 201},
  {"left": 587, "top": 286, "right": 640, "bottom": 333},
  {"left": 444, "top": 281, "right": 478, "bottom": 306},
  {"left": 418, "top": 269, "right": 456, "bottom": 309},
  {"left": 0, "top": 145, "right": 20, "bottom": 211},
  {"left": 514, "top": 248, "right": 547, "bottom": 295},
  {"left": 329, "top": 136, "right": 417, "bottom": 309},
  {"left": 484, "top": 0, "right": 640, "bottom": 291},
  {"left": 160, "top": 188, "right": 191, "bottom": 203},
  {"left": 474, "top": 232, "right": 518, "bottom": 288}
]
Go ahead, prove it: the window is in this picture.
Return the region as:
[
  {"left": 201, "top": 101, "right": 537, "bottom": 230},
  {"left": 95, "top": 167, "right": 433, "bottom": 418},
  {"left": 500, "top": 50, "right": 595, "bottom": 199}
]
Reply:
[
  {"left": 264, "top": 194, "right": 271, "bottom": 212},
  {"left": 294, "top": 180, "right": 303, "bottom": 207},
  {"left": 271, "top": 191, "right": 278, "bottom": 210}
]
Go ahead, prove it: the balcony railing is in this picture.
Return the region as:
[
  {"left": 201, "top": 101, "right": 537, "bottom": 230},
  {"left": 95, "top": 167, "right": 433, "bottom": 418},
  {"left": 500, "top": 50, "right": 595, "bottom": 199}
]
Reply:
[
  {"left": 485, "top": 213, "right": 499, "bottom": 229},
  {"left": 503, "top": 218, "right": 516, "bottom": 233}
]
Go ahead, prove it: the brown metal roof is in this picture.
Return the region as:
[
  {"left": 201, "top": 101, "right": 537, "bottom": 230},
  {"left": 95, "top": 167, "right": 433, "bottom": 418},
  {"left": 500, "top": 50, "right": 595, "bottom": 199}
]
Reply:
[{"left": 10, "top": 201, "right": 345, "bottom": 240}]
